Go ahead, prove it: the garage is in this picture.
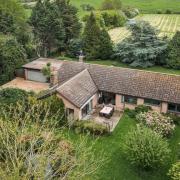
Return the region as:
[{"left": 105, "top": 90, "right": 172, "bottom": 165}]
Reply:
[{"left": 26, "top": 69, "right": 47, "bottom": 83}]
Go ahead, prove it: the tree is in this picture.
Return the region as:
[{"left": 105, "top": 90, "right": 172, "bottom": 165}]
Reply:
[
  {"left": 30, "top": 0, "right": 81, "bottom": 57},
  {"left": 83, "top": 12, "right": 101, "bottom": 59},
  {"left": 167, "top": 31, "right": 180, "bottom": 69},
  {"left": 101, "top": 0, "right": 122, "bottom": 10},
  {"left": 122, "top": 125, "right": 170, "bottom": 169},
  {"left": 0, "top": 0, "right": 35, "bottom": 59},
  {"left": 113, "top": 21, "right": 167, "bottom": 68},
  {"left": 30, "top": 0, "right": 65, "bottom": 57},
  {"left": 0, "top": 37, "right": 26, "bottom": 85},
  {"left": 99, "top": 29, "right": 113, "bottom": 59}
]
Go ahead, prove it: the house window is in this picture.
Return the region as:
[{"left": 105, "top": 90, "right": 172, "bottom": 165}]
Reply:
[
  {"left": 122, "top": 95, "right": 137, "bottom": 105},
  {"left": 168, "top": 103, "right": 180, "bottom": 113},
  {"left": 144, "top": 98, "right": 161, "bottom": 106},
  {"left": 100, "top": 92, "right": 115, "bottom": 105}
]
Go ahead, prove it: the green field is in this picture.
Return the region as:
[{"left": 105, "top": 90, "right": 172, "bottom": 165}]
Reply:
[
  {"left": 109, "top": 14, "right": 180, "bottom": 43},
  {"left": 66, "top": 114, "right": 180, "bottom": 180},
  {"left": 71, "top": 0, "right": 180, "bottom": 15}
]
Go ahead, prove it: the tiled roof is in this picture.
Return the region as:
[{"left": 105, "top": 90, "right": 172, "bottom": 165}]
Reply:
[
  {"left": 56, "top": 60, "right": 180, "bottom": 105},
  {"left": 23, "top": 59, "right": 180, "bottom": 105},
  {"left": 23, "top": 58, "right": 63, "bottom": 71},
  {"left": 56, "top": 69, "right": 98, "bottom": 108}
]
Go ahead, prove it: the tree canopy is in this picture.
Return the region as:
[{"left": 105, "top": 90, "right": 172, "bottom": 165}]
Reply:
[
  {"left": 113, "top": 21, "right": 167, "bottom": 68},
  {"left": 83, "top": 12, "right": 113, "bottom": 60},
  {"left": 167, "top": 31, "right": 180, "bottom": 69},
  {"left": 30, "top": 0, "right": 81, "bottom": 56}
]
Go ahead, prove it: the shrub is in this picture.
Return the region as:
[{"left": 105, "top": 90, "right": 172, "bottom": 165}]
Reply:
[
  {"left": 0, "top": 88, "right": 33, "bottom": 105},
  {"left": 101, "top": 0, "right": 122, "bottom": 10},
  {"left": 136, "top": 111, "right": 175, "bottom": 137},
  {"left": 102, "top": 11, "right": 126, "bottom": 28},
  {"left": 123, "top": 7, "right": 139, "bottom": 18},
  {"left": 168, "top": 161, "right": 180, "bottom": 180},
  {"left": 125, "top": 105, "right": 152, "bottom": 118},
  {"left": 81, "top": 4, "right": 95, "bottom": 11},
  {"left": 0, "top": 103, "right": 105, "bottom": 179},
  {"left": 73, "top": 120, "right": 109, "bottom": 135},
  {"left": 157, "top": 9, "right": 163, "bottom": 14},
  {"left": 122, "top": 125, "right": 170, "bottom": 169},
  {"left": 166, "top": 9, "right": 172, "bottom": 14}
]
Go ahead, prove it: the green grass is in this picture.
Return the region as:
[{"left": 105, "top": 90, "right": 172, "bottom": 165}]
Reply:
[
  {"left": 71, "top": 0, "right": 180, "bottom": 16},
  {"left": 66, "top": 114, "right": 180, "bottom": 180}
]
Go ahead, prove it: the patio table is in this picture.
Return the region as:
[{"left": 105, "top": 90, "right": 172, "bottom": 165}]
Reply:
[{"left": 99, "top": 106, "right": 114, "bottom": 118}]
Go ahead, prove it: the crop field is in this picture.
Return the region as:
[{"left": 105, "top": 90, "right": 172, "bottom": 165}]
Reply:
[{"left": 109, "top": 14, "right": 180, "bottom": 43}]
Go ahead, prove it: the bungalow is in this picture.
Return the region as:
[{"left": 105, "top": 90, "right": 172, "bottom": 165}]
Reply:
[{"left": 15, "top": 58, "right": 180, "bottom": 119}]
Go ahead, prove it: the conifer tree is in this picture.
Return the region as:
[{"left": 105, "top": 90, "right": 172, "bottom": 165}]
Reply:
[
  {"left": 83, "top": 12, "right": 101, "bottom": 59},
  {"left": 99, "top": 29, "right": 113, "bottom": 59},
  {"left": 167, "top": 31, "right": 180, "bottom": 69}
]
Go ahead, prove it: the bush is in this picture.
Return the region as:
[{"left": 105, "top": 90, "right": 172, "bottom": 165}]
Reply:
[
  {"left": 0, "top": 102, "right": 104, "bottom": 179},
  {"left": 136, "top": 111, "right": 175, "bottom": 137},
  {"left": 123, "top": 7, "right": 139, "bottom": 18},
  {"left": 168, "top": 161, "right": 180, "bottom": 180},
  {"left": 122, "top": 125, "right": 170, "bottom": 169},
  {"left": 0, "top": 88, "right": 33, "bottom": 105},
  {"left": 102, "top": 11, "right": 126, "bottom": 28},
  {"left": 80, "top": 4, "right": 95, "bottom": 11},
  {"left": 101, "top": 0, "right": 122, "bottom": 10},
  {"left": 166, "top": 9, "right": 172, "bottom": 14},
  {"left": 157, "top": 9, "right": 163, "bottom": 14},
  {"left": 125, "top": 105, "right": 152, "bottom": 118},
  {"left": 73, "top": 120, "right": 109, "bottom": 135}
]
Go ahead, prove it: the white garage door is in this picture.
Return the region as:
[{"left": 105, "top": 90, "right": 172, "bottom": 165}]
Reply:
[{"left": 27, "top": 70, "right": 47, "bottom": 83}]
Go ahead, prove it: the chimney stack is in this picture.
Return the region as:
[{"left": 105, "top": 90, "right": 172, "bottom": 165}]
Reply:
[{"left": 79, "top": 50, "right": 84, "bottom": 62}]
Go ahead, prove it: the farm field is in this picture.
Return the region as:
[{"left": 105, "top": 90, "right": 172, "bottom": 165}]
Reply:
[
  {"left": 71, "top": 0, "right": 180, "bottom": 14},
  {"left": 109, "top": 14, "right": 180, "bottom": 43}
]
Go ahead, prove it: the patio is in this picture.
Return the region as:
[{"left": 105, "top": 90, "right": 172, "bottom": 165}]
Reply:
[
  {"left": 84, "top": 107, "right": 123, "bottom": 132},
  {"left": 1, "top": 77, "right": 49, "bottom": 93}
]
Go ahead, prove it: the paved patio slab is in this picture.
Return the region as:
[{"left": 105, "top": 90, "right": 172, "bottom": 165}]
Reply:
[
  {"left": 84, "top": 109, "right": 123, "bottom": 132},
  {"left": 1, "top": 78, "right": 49, "bottom": 93}
]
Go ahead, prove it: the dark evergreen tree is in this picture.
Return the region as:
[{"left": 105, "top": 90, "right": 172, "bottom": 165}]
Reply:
[
  {"left": 99, "top": 29, "right": 113, "bottom": 59},
  {"left": 167, "top": 31, "right": 180, "bottom": 69},
  {"left": 83, "top": 12, "right": 101, "bottom": 59},
  {"left": 55, "top": 0, "right": 81, "bottom": 43},
  {"left": 30, "top": 0, "right": 65, "bottom": 57},
  {"left": 113, "top": 21, "right": 167, "bottom": 68},
  {"left": 30, "top": 0, "right": 81, "bottom": 56},
  {"left": 0, "top": 38, "right": 26, "bottom": 85}
]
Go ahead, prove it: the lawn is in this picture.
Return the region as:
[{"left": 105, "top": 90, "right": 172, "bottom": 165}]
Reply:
[
  {"left": 66, "top": 113, "right": 180, "bottom": 180},
  {"left": 71, "top": 0, "right": 180, "bottom": 15}
]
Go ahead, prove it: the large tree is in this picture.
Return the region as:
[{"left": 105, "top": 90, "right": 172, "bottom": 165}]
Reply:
[
  {"left": 167, "top": 31, "right": 180, "bottom": 69},
  {"left": 83, "top": 12, "right": 101, "bottom": 59},
  {"left": 99, "top": 28, "right": 113, "bottom": 59},
  {"left": 30, "top": 0, "right": 81, "bottom": 57},
  {"left": 0, "top": 37, "right": 26, "bottom": 85},
  {"left": 83, "top": 13, "right": 113, "bottom": 60},
  {"left": 113, "top": 21, "right": 167, "bottom": 68}
]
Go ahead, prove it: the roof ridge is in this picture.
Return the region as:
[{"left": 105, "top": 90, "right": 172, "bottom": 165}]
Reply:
[{"left": 56, "top": 68, "right": 88, "bottom": 90}]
